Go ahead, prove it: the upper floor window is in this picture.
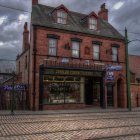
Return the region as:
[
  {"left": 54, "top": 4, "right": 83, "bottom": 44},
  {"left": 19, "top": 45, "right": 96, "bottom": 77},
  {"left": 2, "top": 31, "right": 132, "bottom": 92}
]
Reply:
[
  {"left": 48, "top": 38, "right": 57, "bottom": 56},
  {"left": 89, "top": 17, "right": 97, "bottom": 30},
  {"left": 93, "top": 44, "right": 100, "bottom": 60},
  {"left": 57, "top": 10, "right": 67, "bottom": 24},
  {"left": 72, "top": 42, "right": 80, "bottom": 58},
  {"left": 112, "top": 47, "right": 118, "bottom": 61}
]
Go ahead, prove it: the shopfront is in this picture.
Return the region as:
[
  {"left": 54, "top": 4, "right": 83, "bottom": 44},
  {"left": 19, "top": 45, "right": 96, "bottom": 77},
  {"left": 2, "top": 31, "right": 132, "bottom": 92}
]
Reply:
[{"left": 39, "top": 65, "right": 105, "bottom": 110}]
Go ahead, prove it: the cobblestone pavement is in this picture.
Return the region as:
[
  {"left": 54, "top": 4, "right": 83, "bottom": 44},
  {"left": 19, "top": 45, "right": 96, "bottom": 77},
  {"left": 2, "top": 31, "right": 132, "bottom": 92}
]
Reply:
[{"left": 0, "top": 111, "right": 140, "bottom": 140}]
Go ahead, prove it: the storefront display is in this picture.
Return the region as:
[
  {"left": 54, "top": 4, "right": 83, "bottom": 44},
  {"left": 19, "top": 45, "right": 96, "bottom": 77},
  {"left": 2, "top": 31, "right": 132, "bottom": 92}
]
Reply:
[{"left": 43, "top": 76, "right": 84, "bottom": 104}]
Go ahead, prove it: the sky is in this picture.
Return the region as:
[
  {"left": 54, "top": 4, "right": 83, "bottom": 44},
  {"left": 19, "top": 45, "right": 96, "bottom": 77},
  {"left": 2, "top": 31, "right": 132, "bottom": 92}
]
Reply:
[{"left": 0, "top": 0, "right": 140, "bottom": 63}]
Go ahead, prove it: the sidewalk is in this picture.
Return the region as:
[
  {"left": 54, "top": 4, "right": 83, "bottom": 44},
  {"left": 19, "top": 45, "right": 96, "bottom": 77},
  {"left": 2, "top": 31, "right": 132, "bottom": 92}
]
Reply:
[{"left": 0, "top": 107, "right": 140, "bottom": 115}]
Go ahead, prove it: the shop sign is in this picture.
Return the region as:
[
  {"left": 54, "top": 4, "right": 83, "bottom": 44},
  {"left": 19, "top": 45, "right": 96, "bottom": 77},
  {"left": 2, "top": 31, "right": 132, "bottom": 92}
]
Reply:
[
  {"left": 106, "top": 71, "right": 114, "bottom": 81},
  {"left": 43, "top": 69, "right": 102, "bottom": 77},
  {"left": 1, "top": 84, "right": 26, "bottom": 91},
  {"left": 106, "top": 65, "right": 122, "bottom": 71}
]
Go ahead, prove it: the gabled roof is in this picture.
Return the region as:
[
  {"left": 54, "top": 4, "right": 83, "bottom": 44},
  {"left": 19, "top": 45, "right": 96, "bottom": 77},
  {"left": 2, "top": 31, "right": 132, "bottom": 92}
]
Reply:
[{"left": 31, "top": 4, "right": 124, "bottom": 40}]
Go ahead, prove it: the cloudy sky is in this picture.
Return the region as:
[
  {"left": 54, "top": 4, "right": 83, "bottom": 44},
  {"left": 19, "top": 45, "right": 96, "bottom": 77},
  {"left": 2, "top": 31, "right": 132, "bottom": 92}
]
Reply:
[{"left": 0, "top": 0, "right": 140, "bottom": 63}]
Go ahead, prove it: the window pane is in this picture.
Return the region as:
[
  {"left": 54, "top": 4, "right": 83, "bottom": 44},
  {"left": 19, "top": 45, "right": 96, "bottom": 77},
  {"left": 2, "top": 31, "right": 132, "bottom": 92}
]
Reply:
[
  {"left": 72, "top": 42, "right": 79, "bottom": 50},
  {"left": 94, "top": 45, "right": 99, "bottom": 53},
  {"left": 94, "top": 52, "right": 99, "bottom": 60},
  {"left": 49, "top": 48, "right": 56, "bottom": 56},
  {"left": 112, "top": 47, "right": 117, "bottom": 54},
  {"left": 72, "top": 50, "right": 79, "bottom": 57},
  {"left": 49, "top": 39, "right": 56, "bottom": 48},
  {"left": 112, "top": 54, "right": 117, "bottom": 61}
]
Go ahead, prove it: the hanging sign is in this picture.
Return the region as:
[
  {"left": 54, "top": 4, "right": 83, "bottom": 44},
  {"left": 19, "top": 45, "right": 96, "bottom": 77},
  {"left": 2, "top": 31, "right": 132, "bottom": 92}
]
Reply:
[
  {"left": 106, "top": 65, "right": 122, "bottom": 71},
  {"left": 0, "top": 84, "right": 26, "bottom": 91},
  {"left": 106, "top": 71, "right": 114, "bottom": 81}
]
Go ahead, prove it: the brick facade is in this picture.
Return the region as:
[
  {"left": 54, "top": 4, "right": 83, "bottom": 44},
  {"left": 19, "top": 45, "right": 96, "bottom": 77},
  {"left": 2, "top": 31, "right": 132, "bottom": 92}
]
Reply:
[
  {"left": 16, "top": 2, "right": 129, "bottom": 110},
  {"left": 129, "top": 55, "right": 140, "bottom": 107}
]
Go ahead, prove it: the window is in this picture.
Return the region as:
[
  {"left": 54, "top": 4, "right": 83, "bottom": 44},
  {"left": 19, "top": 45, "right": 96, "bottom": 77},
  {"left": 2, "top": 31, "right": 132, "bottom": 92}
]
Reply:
[
  {"left": 93, "top": 44, "right": 100, "bottom": 60},
  {"left": 72, "top": 42, "right": 80, "bottom": 58},
  {"left": 62, "top": 58, "right": 69, "bottom": 63},
  {"left": 48, "top": 38, "right": 57, "bottom": 56},
  {"left": 112, "top": 47, "right": 118, "bottom": 61},
  {"left": 89, "top": 17, "right": 97, "bottom": 30},
  {"left": 57, "top": 10, "right": 67, "bottom": 24}
]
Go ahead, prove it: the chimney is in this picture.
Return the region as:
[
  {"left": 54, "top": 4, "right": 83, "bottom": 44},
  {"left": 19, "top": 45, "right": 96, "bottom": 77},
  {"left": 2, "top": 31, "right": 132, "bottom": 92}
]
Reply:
[
  {"left": 98, "top": 3, "right": 108, "bottom": 21},
  {"left": 23, "top": 22, "right": 29, "bottom": 51},
  {"left": 32, "top": 0, "right": 38, "bottom": 5}
]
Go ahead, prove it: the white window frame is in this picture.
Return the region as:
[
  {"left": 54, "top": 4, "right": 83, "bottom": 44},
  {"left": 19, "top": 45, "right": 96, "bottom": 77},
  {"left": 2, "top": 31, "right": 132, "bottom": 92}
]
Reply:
[
  {"left": 72, "top": 42, "right": 80, "bottom": 58},
  {"left": 57, "top": 10, "right": 67, "bottom": 24},
  {"left": 48, "top": 38, "right": 57, "bottom": 56},
  {"left": 93, "top": 44, "right": 100, "bottom": 60},
  {"left": 89, "top": 17, "right": 97, "bottom": 30}
]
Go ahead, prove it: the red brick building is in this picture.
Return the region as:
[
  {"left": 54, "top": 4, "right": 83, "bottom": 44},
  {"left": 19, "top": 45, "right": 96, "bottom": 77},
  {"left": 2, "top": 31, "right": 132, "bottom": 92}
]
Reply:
[
  {"left": 129, "top": 55, "right": 140, "bottom": 107},
  {"left": 16, "top": 0, "right": 128, "bottom": 110}
]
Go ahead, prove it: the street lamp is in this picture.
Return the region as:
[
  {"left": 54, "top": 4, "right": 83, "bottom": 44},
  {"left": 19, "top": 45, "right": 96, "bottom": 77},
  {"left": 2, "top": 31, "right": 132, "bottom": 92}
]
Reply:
[{"left": 125, "top": 27, "right": 140, "bottom": 111}]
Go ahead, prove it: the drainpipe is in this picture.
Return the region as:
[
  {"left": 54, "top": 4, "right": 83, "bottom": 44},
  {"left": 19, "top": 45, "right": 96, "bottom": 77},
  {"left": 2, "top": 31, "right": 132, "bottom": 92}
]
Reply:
[{"left": 33, "top": 26, "right": 37, "bottom": 111}]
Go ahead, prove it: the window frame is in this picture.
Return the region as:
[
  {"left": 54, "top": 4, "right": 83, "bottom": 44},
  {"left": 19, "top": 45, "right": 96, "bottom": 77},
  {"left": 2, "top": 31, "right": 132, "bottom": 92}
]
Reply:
[
  {"left": 93, "top": 44, "right": 100, "bottom": 60},
  {"left": 112, "top": 46, "right": 118, "bottom": 62},
  {"left": 72, "top": 41, "right": 80, "bottom": 58},
  {"left": 48, "top": 38, "right": 57, "bottom": 56},
  {"left": 89, "top": 17, "right": 97, "bottom": 30},
  {"left": 57, "top": 10, "right": 67, "bottom": 24}
]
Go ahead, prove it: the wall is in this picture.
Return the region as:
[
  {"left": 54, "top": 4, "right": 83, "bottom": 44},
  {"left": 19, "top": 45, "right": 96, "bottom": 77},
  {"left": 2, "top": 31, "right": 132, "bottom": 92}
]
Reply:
[{"left": 29, "top": 26, "right": 127, "bottom": 110}]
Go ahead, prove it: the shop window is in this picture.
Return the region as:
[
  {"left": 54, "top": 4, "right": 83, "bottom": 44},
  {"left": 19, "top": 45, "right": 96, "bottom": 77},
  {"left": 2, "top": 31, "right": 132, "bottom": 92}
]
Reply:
[
  {"left": 93, "top": 44, "right": 100, "bottom": 60},
  {"left": 57, "top": 10, "right": 67, "bottom": 24},
  {"left": 48, "top": 38, "right": 57, "bottom": 56},
  {"left": 43, "top": 76, "right": 84, "bottom": 104},
  {"left": 72, "top": 41, "right": 80, "bottom": 58},
  {"left": 89, "top": 17, "right": 97, "bottom": 30}
]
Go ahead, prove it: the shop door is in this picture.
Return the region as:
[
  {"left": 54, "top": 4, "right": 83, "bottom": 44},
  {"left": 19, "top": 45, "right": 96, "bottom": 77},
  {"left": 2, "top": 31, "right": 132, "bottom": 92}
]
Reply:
[
  {"left": 85, "top": 78, "right": 93, "bottom": 105},
  {"left": 107, "top": 84, "right": 114, "bottom": 106}
]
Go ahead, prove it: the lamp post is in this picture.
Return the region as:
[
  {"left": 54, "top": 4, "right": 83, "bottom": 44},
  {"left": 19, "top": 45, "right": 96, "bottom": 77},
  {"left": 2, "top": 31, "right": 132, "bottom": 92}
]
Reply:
[{"left": 125, "top": 27, "right": 140, "bottom": 111}]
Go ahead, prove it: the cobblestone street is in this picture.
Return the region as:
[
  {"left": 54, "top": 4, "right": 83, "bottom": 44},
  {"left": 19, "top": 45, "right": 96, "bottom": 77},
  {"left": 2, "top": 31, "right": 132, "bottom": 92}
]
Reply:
[{"left": 0, "top": 110, "right": 140, "bottom": 140}]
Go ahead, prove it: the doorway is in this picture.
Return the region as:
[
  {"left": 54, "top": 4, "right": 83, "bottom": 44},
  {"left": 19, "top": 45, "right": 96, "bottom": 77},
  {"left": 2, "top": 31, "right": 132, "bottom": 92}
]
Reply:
[
  {"left": 85, "top": 78, "right": 93, "bottom": 105},
  {"left": 107, "top": 84, "right": 114, "bottom": 106},
  {"left": 117, "top": 79, "right": 122, "bottom": 107}
]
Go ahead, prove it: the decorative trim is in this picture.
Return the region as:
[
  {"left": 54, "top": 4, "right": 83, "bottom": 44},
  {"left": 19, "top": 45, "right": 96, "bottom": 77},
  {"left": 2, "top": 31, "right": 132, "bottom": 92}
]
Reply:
[
  {"left": 92, "top": 41, "right": 102, "bottom": 45},
  {"left": 71, "top": 37, "right": 82, "bottom": 42},
  {"left": 47, "top": 34, "right": 60, "bottom": 39}
]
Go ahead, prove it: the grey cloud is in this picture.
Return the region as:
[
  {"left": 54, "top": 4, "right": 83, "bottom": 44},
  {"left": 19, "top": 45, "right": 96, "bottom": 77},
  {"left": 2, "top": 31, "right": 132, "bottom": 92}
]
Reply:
[{"left": 0, "top": 0, "right": 140, "bottom": 63}]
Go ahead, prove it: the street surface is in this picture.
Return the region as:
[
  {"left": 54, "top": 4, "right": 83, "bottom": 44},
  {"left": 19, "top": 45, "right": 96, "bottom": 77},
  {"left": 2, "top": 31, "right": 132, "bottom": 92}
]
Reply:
[{"left": 0, "top": 110, "right": 140, "bottom": 140}]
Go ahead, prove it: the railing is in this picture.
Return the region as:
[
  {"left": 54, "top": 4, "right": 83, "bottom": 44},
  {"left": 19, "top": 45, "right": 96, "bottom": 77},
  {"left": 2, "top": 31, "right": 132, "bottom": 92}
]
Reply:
[{"left": 43, "top": 60, "right": 105, "bottom": 71}]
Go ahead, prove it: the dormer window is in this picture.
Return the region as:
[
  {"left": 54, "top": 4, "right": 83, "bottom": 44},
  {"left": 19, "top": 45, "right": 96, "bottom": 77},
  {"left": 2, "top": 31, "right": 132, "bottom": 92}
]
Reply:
[
  {"left": 57, "top": 10, "right": 67, "bottom": 24},
  {"left": 89, "top": 17, "right": 97, "bottom": 30}
]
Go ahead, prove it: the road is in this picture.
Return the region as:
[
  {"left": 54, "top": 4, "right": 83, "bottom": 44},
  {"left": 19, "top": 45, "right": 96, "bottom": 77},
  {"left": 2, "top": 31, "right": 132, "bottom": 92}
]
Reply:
[{"left": 0, "top": 110, "right": 140, "bottom": 140}]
